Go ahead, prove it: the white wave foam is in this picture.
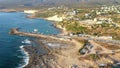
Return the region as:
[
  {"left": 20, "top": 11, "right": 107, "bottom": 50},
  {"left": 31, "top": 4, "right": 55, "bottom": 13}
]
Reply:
[{"left": 17, "top": 45, "right": 29, "bottom": 68}]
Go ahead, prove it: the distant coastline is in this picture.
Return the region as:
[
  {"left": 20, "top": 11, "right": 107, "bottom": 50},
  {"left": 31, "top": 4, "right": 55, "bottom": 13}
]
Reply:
[{"left": 0, "top": 9, "right": 18, "bottom": 12}]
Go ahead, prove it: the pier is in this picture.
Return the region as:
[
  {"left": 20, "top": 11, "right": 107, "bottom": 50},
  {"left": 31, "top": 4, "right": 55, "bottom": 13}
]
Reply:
[
  {"left": 10, "top": 28, "right": 57, "bottom": 39},
  {"left": 9, "top": 28, "right": 70, "bottom": 41}
]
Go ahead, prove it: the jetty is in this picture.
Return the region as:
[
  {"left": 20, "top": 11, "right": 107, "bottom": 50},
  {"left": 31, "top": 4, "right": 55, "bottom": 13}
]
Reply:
[
  {"left": 10, "top": 28, "right": 47, "bottom": 38},
  {"left": 9, "top": 28, "right": 70, "bottom": 41}
]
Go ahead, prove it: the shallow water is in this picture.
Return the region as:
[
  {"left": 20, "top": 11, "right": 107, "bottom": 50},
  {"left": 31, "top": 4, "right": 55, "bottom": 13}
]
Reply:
[{"left": 0, "top": 12, "right": 60, "bottom": 68}]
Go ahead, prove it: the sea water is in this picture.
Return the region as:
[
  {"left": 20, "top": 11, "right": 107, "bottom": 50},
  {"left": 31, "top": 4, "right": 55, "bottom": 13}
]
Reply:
[{"left": 0, "top": 12, "right": 60, "bottom": 68}]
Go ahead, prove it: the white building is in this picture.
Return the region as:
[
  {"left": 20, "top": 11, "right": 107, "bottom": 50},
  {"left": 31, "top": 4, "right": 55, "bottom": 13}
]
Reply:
[
  {"left": 98, "top": 36, "right": 112, "bottom": 40},
  {"left": 24, "top": 10, "right": 38, "bottom": 14}
]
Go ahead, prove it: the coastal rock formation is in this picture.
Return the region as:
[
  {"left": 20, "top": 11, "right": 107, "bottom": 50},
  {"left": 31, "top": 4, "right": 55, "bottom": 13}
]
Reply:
[{"left": 23, "top": 38, "right": 84, "bottom": 68}]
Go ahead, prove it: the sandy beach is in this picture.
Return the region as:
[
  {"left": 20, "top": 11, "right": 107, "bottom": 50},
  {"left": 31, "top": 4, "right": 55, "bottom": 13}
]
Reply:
[{"left": 45, "top": 15, "right": 65, "bottom": 22}]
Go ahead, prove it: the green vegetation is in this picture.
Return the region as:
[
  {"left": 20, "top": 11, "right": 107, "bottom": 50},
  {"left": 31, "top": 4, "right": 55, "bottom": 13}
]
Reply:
[
  {"left": 90, "top": 54, "right": 100, "bottom": 60},
  {"left": 112, "top": 17, "right": 120, "bottom": 23},
  {"left": 90, "top": 11, "right": 97, "bottom": 18},
  {"left": 59, "top": 20, "right": 87, "bottom": 33},
  {"left": 79, "top": 16, "right": 87, "bottom": 20},
  {"left": 77, "top": 9, "right": 90, "bottom": 13},
  {"left": 35, "top": 12, "right": 54, "bottom": 18},
  {"left": 66, "top": 23, "right": 86, "bottom": 33}
]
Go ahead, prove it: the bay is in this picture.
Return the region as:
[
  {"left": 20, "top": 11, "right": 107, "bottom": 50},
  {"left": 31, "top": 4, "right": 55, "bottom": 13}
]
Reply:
[{"left": 0, "top": 12, "right": 60, "bottom": 68}]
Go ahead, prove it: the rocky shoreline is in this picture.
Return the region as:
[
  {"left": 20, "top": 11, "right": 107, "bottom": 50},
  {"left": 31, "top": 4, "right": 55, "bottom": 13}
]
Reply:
[{"left": 23, "top": 38, "right": 79, "bottom": 68}]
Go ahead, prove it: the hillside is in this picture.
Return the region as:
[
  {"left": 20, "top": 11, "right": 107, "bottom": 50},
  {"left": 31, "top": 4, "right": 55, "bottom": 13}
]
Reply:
[{"left": 0, "top": 0, "right": 120, "bottom": 8}]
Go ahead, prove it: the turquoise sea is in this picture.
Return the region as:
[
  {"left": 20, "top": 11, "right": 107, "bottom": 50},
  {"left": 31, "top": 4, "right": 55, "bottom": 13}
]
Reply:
[{"left": 0, "top": 12, "right": 60, "bottom": 68}]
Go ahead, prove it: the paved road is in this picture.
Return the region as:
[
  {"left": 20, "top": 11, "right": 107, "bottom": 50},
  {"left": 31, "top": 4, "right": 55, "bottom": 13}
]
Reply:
[{"left": 69, "top": 34, "right": 120, "bottom": 45}]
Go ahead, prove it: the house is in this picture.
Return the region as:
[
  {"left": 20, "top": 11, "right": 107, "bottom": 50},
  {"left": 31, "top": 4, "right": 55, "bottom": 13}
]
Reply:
[
  {"left": 24, "top": 10, "right": 38, "bottom": 14},
  {"left": 98, "top": 36, "right": 112, "bottom": 40},
  {"left": 80, "top": 43, "right": 93, "bottom": 55}
]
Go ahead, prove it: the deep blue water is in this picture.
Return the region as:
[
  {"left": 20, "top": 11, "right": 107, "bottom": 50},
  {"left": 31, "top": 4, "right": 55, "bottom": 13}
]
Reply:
[{"left": 0, "top": 12, "right": 60, "bottom": 68}]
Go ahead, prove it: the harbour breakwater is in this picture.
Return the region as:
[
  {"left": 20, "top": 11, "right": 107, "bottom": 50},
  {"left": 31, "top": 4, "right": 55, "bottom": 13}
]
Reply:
[
  {"left": 10, "top": 28, "right": 71, "bottom": 42},
  {"left": 10, "top": 28, "right": 47, "bottom": 38}
]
